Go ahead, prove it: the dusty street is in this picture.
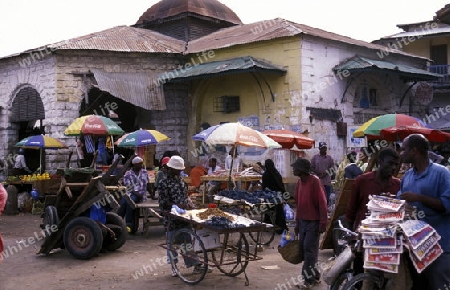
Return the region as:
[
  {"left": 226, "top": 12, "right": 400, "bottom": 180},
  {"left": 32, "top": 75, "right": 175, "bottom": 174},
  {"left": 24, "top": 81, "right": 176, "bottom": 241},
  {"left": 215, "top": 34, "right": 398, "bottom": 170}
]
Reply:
[{"left": 0, "top": 214, "right": 333, "bottom": 290}]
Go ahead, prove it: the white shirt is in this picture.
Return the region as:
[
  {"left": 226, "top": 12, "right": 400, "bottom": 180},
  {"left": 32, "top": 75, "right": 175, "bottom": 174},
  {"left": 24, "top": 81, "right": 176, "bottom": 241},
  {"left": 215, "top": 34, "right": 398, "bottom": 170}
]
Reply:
[
  {"left": 14, "top": 154, "right": 28, "bottom": 169},
  {"left": 207, "top": 165, "right": 222, "bottom": 175},
  {"left": 225, "top": 155, "right": 242, "bottom": 172}
]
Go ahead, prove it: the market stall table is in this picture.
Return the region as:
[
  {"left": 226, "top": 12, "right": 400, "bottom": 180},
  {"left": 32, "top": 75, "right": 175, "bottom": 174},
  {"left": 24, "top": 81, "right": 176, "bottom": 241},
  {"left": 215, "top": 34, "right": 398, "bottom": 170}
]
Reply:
[
  {"left": 199, "top": 175, "right": 262, "bottom": 204},
  {"left": 5, "top": 178, "right": 61, "bottom": 196}
]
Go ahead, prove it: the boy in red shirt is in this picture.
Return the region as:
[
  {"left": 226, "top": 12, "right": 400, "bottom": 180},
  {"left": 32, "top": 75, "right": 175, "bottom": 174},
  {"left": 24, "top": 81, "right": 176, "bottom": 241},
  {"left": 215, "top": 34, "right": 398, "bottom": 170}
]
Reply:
[{"left": 291, "top": 158, "right": 327, "bottom": 289}]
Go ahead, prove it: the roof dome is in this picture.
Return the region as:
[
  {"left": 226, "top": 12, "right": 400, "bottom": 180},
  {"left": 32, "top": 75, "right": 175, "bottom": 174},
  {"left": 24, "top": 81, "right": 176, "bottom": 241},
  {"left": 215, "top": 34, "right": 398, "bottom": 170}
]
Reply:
[{"left": 136, "top": 0, "right": 242, "bottom": 25}]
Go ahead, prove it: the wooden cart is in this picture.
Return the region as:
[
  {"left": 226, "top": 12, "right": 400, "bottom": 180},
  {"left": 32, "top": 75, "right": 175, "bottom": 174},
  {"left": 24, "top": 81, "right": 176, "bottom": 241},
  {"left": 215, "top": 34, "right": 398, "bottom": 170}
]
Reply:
[
  {"left": 38, "top": 158, "right": 128, "bottom": 259},
  {"left": 160, "top": 209, "right": 269, "bottom": 286}
]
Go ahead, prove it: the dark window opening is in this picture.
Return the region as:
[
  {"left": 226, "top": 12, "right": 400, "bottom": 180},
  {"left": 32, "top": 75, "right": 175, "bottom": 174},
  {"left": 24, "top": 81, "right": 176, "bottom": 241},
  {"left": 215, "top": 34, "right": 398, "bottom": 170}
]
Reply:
[{"left": 213, "top": 96, "right": 240, "bottom": 114}]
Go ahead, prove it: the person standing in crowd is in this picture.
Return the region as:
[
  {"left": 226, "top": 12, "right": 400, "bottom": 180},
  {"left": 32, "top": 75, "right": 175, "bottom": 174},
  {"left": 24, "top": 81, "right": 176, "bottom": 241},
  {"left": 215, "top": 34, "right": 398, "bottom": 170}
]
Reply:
[
  {"left": 189, "top": 159, "right": 208, "bottom": 190},
  {"left": 311, "top": 142, "right": 334, "bottom": 204},
  {"left": 154, "top": 156, "right": 170, "bottom": 200},
  {"left": 11, "top": 148, "right": 32, "bottom": 176},
  {"left": 343, "top": 148, "right": 402, "bottom": 284},
  {"left": 262, "top": 159, "right": 288, "bottom": 233},
  {"left": 96, "top": 137, "right": 109, "bottom": 165},
  {"left": 345, "top": 148, "right": 400, "bottom": 231},
  {"left": 356, "top": 150, "right": 369, "bottom": 172},
  {"left": 0, "top": 183, "right": 7, "bottom": 263},
  {"left": 118, "top": 156, "right": 151, "bottom": 230},
  {"left": 225, "top": 146, "right": 242, "bottom": 173},
  {"left": 291, "top": 158, "right": 327, "bottom": 289},
  {"left": 225, "top": 146, "right": 243, "bottom": 189},
  {"left": 158, "top": 156, "right": 206, "bottom": 277},
  {"left": 344, "top": 151, "right": 363, "bottom": 179},
  {"left": 206, "top": 158, "right": 222, "bottom": 203},
  {"left": 398, "top": 134, "right": 450, "bottom": 290}
]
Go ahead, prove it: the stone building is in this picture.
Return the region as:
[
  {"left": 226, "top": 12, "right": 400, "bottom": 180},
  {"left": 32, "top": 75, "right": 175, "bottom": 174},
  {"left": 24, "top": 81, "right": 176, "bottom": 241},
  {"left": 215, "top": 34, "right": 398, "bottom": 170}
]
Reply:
[{"left": 0, "top": 0, "right": 439, "bottom": 175}]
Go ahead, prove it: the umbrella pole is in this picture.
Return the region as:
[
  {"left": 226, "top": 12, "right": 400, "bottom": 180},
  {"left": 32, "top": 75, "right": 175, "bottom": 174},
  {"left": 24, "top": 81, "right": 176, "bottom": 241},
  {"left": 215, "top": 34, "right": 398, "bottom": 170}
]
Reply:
[
  {"left": 228, "top": 153, "right": 236, "bottom": 190},
  {"left": 40, "top": 147, "right": 43, "bottom": 174}
]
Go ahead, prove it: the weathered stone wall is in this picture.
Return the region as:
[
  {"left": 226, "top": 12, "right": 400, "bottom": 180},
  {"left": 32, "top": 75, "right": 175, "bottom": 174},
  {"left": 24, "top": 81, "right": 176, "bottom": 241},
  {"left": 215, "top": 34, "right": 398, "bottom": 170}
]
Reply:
[
  {"left": 300, "top": 35, "right": 431, "bottom": 161},
  {"left": 0, "top": 53, "right": 57, "bottom": 173},
  {"left": 0, "top": 49, "right": 187, "bottom": 173}
]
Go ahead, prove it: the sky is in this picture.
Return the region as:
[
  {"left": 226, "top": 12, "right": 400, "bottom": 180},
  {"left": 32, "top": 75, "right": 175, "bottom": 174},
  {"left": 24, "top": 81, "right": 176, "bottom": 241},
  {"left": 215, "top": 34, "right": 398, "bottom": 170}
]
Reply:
[{"left": 0, "top": 0, "right": 449, "bottom": 58}]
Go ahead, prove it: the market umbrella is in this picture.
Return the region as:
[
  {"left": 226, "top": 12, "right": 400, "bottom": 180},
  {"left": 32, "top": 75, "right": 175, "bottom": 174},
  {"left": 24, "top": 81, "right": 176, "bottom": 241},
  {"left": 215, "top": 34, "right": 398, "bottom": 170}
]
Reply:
[
  {"left": 193, "top": 122, "right": 281, "bottom": 180},
  {"left": 15, "top": 134, "right": 68, "bottom": 173},
  {"left": 64, "top": 115, "right": 124, "bottom": 136},
  {"left": 380, "top": 126, "right": 450, "bottom": 143},
  {"left": 193, "top": 122, "right": 281, "bottom": 148},
  {"left": 262, "top": 129, "right": 314, "bottom": 149},
  {"left": 116, "top": 129, "right": 170, "bottom": 147},
  {"left": 353, "top": 114, "right": 430, "bottom": 139}
]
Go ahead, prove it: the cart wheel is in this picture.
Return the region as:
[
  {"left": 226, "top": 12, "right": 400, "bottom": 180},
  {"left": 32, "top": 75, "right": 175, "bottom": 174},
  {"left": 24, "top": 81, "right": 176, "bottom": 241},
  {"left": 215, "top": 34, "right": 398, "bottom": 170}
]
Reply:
[
  {"left": 212, "top": 232, "right": 249, "bottom": 277},
  {"left": 103, "top": 212, "right": 127, "bottom": 251},
  {"left": 42, "top": 205, "right": 59, "bottom": 237},
  {"left": 249, "top": 212, "right": 276, "bottom": 246},
  {"left": 169, "top": 228, "right": 208, "bottom": 285},
  {"left": 63, "top": 216, "right": 103, "bottom": 259}
]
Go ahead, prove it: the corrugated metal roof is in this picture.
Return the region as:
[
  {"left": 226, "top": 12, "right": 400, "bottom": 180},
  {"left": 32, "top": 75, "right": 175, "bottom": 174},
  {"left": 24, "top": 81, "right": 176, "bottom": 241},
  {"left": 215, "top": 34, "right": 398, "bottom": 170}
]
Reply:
[
  {"left": 136, "top": 0, "right": 242, "bottom": 25},
  {"left": 378, "top": 25, "right": 450, "bottom": 40},
  {"left": 159, "top": 56, "right": 286, "bottom": 83},
  {"left": 435, "top": 4, "right": 450, "bottom": 24},
  {"left": 19, "top": 26, "right": 185, "bottom": 56},
  {"left": 186, "top": 18, "right": 426, "bottom": 60},
  {"left": 333, "top": 56, "right": 441, "bottom": 81},
  {"left": 92, "top": 69, "right": 166, "bottom": 111}
]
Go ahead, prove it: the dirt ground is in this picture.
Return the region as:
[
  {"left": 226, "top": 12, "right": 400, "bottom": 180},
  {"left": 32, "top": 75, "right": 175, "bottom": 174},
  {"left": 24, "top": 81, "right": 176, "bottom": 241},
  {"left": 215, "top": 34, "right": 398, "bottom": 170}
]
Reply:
[{"left": 0, "top": 214, "right": 334, "bottom": 290}]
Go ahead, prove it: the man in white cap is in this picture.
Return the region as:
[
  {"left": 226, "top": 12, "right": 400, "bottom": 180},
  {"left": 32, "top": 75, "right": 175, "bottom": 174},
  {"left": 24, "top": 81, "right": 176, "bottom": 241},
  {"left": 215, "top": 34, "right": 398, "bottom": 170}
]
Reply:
[
  {"left": 158, "top": 156, "right": 208, "bottom": 277},
  {"left": 118, "top": 156, "right": 151, "bottom": 232}
]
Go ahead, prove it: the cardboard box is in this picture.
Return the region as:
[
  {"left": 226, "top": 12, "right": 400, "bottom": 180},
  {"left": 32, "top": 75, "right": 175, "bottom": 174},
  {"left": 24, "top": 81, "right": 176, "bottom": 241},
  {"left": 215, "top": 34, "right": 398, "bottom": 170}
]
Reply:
[{"left": 194, "top": 229, "right": 220, "bottom": 251}]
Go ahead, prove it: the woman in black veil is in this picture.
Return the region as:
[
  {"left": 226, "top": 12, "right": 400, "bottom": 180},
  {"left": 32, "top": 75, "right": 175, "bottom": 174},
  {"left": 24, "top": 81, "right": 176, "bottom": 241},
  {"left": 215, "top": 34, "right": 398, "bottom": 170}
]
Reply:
[{"left": 261, "top": 159, "right": 288, "bottom": 234}]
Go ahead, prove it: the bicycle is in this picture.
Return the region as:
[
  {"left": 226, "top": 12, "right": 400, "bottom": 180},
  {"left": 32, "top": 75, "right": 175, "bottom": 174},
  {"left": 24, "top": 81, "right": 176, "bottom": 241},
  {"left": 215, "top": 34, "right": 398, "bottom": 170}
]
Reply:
[
  {"left": 326, "top": 219, "right": 361, "bottom": 290},
  {"left": 341, "top": 271, "right": 388, "bottom": 290}
]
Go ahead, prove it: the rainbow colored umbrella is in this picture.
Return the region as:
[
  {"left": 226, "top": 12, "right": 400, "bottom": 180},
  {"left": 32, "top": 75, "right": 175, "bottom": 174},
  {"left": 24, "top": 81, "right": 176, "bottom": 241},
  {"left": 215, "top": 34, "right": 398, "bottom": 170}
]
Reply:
[
  {"left": 353, "top": 114, "right": 430, "bottom": 139},
  {"left": 116, "top": 129, "right": 170, "bottom": 147},
  {"left": 64, "top": 115, "right": 124, "bottom": 136}
]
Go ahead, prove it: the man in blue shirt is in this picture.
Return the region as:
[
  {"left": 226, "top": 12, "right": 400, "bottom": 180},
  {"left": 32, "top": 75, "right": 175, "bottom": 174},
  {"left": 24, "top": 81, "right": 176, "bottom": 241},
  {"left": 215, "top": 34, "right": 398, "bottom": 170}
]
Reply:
[{"left": 398, "top": 134, "right": 450, "bottom": 290}]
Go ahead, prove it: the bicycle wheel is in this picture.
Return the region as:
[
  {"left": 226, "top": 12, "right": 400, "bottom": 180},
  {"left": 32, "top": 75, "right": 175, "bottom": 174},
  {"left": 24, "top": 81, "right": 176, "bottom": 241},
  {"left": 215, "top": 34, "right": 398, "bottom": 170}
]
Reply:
[
  {"left": 168, "top": 228, "right": 208, "bottom": 285},
  {"left": 342, "top": 273, "right": 384, "bottom": 290},
  {"left": 212, "top": 232, "right": 249, "bottom": 277},
  {"left": 248, "top": 211, "right": 276, "bottom": 245},
  {"left": 330, "top": 271, "right": 354, "bottom": 290}
]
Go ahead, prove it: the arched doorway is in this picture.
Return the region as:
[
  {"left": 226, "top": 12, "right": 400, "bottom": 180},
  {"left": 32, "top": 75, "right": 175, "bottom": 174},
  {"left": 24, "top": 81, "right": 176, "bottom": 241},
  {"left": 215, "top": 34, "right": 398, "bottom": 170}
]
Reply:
[
  {"left": 10, "top": 86, "right": 45, "bottom": 172},
  {"left": 78, "top": 87, "right": 138, "bottom": 165}
]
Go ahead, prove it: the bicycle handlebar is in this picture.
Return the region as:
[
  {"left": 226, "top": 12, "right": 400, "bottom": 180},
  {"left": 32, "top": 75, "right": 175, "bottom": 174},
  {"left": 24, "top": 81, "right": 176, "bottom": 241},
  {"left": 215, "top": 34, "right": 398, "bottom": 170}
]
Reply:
[{"left": 337, "top": 220, "right": 359, "bottom": 237}]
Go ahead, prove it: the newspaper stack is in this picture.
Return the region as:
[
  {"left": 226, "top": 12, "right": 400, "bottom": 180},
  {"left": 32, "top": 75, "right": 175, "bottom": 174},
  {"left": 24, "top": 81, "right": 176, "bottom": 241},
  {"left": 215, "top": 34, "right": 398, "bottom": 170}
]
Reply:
[
  {"left": 399, "top": 219, "right": 442, "bottom": 274},
  {"left": 359, "top": 195, "right": 406, "bottom": 274}
]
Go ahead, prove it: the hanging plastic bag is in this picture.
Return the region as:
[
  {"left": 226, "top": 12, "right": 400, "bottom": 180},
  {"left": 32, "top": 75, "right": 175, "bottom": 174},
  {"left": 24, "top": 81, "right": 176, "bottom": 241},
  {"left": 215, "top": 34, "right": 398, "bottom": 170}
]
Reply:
[
  {"left": 279, "top": 229, "right": 294, "bottom": 247},
  {"left": 283, "top": 203, "right": 294, "bottom": 221}
]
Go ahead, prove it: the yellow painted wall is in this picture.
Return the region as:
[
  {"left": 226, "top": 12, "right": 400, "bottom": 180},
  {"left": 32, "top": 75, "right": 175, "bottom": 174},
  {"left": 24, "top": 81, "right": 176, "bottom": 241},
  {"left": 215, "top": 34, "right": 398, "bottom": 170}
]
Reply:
[
  {"left": 186, "top": 37, "right": 302, "bottom": 160},
  {"left": 401, "top": 35, "right": 450, "bottom": 62}
]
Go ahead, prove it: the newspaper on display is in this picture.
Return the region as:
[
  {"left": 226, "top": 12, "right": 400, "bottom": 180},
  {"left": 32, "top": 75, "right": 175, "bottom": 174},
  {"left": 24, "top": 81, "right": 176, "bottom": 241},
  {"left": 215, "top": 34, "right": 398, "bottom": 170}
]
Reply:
[{"left": 359, "top": 195, "right": 442, "bottom": 274}]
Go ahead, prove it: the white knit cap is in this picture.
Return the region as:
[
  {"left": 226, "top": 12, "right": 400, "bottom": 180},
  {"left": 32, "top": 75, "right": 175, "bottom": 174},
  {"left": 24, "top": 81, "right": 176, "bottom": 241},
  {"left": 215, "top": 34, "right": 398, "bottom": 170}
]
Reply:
[{"left": 132, "top": 156, "right": 144, "bottom": 164}]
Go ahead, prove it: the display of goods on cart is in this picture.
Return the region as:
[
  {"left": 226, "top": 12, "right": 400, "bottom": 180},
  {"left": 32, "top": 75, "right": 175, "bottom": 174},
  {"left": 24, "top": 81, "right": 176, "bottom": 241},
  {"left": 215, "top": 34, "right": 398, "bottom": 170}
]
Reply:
[{"left": 216, "top": 189, "right": 284, "bottom": 205}]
